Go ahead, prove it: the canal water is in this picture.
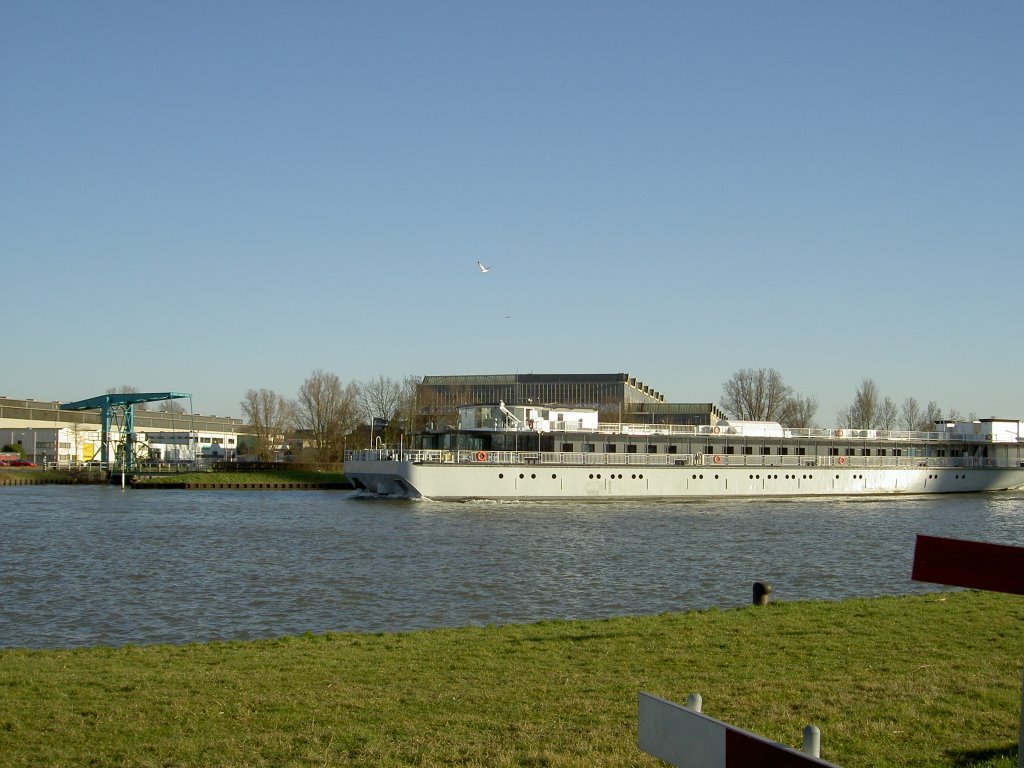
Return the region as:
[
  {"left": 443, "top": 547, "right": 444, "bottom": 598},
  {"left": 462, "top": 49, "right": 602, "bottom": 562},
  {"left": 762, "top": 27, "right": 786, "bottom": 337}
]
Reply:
[{"left": 1, "top": 486, "right": 1022, "bottom": 649}]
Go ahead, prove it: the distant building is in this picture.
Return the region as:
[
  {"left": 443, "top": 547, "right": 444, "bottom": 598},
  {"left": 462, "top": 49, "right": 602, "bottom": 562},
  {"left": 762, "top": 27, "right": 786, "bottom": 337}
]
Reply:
[
  {"left": 415, "top": 373, "right": 722, "bottom": 429},
  {"left": 0, "top": 396, "right": 246, "bottom": 465}
]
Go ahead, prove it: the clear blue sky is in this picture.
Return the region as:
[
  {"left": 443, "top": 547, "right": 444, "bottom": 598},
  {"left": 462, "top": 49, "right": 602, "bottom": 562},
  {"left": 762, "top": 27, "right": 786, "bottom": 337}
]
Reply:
[{"left": 4, "top": 2, "right": 1022, "bottom": 423}]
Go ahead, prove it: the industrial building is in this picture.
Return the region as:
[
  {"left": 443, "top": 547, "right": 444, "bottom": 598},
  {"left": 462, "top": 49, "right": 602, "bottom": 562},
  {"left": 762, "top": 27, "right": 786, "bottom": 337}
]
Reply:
[
  {"left": 416, "top": 373, "right": 723, "bottom": 428},
  {"left": 0, "top": 396, "right": 246, "bottom": 466}
]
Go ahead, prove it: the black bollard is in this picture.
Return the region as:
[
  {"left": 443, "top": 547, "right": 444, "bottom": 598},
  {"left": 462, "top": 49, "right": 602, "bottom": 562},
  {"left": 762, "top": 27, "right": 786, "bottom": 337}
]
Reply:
[{"left": 753, "top": 581, "right": 773, "bottom": 606}]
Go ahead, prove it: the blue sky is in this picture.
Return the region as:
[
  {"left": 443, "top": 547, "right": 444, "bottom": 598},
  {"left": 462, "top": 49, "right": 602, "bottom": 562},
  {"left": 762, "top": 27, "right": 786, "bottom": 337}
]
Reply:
[{"left": 4, "top": 2, "right": 1022, "bottom": 423}]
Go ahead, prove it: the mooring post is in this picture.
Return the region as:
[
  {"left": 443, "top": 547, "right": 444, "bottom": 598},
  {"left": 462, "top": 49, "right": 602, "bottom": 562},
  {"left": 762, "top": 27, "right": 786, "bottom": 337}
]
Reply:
[
  {"left": 753, "top": 581, "right": 772, "bottom": 606},
  {"left": 686, "top": 692, "right": 702, "bottom": 713},
  {"left": 803, "top": 724, "right": 821, "bottom": 758}
]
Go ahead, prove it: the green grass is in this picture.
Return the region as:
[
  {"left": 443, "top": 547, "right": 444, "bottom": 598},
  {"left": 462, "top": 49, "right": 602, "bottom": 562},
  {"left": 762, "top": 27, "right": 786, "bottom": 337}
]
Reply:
[
  {"left": 1, "top": 591, "right": 1021, "bottom": 767},
  {"left": 135, "top": 470, "right": 349, "bottom": 485}
]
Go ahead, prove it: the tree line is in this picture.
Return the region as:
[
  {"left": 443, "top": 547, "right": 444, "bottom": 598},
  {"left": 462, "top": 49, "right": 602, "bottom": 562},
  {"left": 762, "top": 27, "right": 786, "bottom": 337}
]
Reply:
[
  {"left": 239, "top": 371, "right": 420, "bottom": 462},
  {"left": 110, "top": 369, "right": 973, "bottom": 462},
  {"left": 720, "top": 368, "right": 968, "bottom": 432}
]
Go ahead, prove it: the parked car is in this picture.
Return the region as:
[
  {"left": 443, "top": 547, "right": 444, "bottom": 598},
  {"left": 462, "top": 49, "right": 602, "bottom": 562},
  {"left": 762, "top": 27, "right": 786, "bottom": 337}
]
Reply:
[{"left": 11, "top": 459, "right": 37, "bottom": 467}]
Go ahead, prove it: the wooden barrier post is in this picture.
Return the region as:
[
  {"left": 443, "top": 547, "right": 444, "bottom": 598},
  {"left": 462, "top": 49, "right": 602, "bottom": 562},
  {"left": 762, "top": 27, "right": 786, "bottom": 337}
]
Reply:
[{"left": 911, "top": 534, "right": 1024, "bottom": 768}]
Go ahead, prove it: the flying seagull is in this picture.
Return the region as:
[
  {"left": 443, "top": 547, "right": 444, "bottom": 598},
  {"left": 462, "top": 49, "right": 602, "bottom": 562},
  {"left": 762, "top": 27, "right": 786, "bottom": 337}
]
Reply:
[{"left": 477, "top": 261, "right": 492, "bottom": 273}]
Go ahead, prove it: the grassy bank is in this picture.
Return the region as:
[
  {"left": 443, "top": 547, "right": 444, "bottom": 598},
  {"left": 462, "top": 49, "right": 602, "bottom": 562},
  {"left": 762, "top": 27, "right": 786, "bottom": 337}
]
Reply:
[
  {"left": 1, "top": 591, "right": 1022, "bottom": 767},
  {"left": 133, "top": 470, "right": 351, "bottom": 488}
]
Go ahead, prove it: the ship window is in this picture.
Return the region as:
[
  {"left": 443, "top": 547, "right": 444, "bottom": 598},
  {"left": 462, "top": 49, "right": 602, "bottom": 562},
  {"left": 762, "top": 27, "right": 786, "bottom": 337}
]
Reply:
[
  {"left": 726, "top": 446, "right": 735, "bottom": 455},
  {"left": 845, "top": 448, "right": 854, "bottom": 456},
  {"left": 605, "top": 444, "right": 616, "bottom": 453},
  {"left": 583, "top": 444, "right": 595, "bottom": 453},
  {"left": 647, "top": 445, "right": 658, "bottom": 453},
  {"left": 667, "top": 445, "right": 677, "bottom": 454},
  {"left": 705, "top": 445, "right": 714, "bottom": 454},
  {"left": 760, "top": 446, "right": 770, "bottom": 455},
  {"left": 626, "top": 445, "right": 637, "bottom": 454},
  {"left": 862, "top": 448, "right": 871, "bottom": 456},
  {"left": 878, "top": 449, "right": 887, "bottom": 456},
  {"left": 797, "top": 447, "right": 806, "bottom": 456},
  {"left": 778, "top": 447, "right": 788, "bottom": 456},
  {"left": 828, "top": 447, "right": 839, "bottom": 456},
  {"left": 561, "top": 443, "right": 573, "bottom": 452},
  {"left": 742, "top": 446, "right": 753, "bottom": 455}
]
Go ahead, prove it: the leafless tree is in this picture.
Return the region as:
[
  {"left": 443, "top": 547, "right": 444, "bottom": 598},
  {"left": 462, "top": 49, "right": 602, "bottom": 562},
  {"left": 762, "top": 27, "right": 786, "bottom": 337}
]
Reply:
[
  {"left": 240, "top": 388, "right": 293, "bottom": 460},
  {"left": 157, "top": 400, "right": 186, "bottom": 414},
  {"left": 923, "top": 401, "right": 944, "bottom": 430},
  {"left": 879, "top": 397, "right": 898, "bottom": 430},
  {"left": 721, "top": 368, "right": 793, "bottom": 421},
  {"left": 358, "top": 376, "right": 403, "bottom": 441},
  {"left": 900, "top": 397, "right": 922, "bottom": 432},
  {"left": 393, "top": 375, "right": 421, "bottom": 435},
  {"left": 295, "top": 370, "right": 359, "bottom": 462},
  {"left": 839, "top": 378, "right": 882, "bottom": 429},
  {"left": 779, "top": 394, "right": 818, "bottom": 428},
  {"left": 107, "top": 385, "right": 149, "bottom": 410}
]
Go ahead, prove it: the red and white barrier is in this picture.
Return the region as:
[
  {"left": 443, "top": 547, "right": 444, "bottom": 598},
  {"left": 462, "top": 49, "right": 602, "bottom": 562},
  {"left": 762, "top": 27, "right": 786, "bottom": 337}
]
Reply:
[{"left": 639, "top": 692, "right": 840, "bottom": 767}]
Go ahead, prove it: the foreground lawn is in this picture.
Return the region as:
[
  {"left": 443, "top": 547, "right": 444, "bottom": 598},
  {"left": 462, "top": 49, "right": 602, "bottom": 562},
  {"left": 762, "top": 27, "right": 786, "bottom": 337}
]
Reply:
[{"left": 1, "top": 591, "right": 1021, "bottom": 767}]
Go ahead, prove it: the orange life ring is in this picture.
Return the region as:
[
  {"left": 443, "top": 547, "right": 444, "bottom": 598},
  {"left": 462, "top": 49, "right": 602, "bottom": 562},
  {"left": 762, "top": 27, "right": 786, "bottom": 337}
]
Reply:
[
  {"left": 838, "top": 456, "right": 846, "bottom": 465},
  {"left": 712, "top": 426, "right": 721, "bottom": 434},
  {"left": 475, "top": 451, "right": 488, "bottom": 462},
  {"left": 835, "top": 429, "right": 844, "bottom": 438},
  {"left": 713, "top": 455, "right": 722, "bottom": 464}
]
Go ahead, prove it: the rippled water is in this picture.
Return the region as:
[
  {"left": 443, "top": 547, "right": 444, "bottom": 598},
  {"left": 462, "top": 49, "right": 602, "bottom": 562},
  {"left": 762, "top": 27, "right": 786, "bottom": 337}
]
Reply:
[{"left": 1, "top": 486, "right": 1022, "bottom": 648}]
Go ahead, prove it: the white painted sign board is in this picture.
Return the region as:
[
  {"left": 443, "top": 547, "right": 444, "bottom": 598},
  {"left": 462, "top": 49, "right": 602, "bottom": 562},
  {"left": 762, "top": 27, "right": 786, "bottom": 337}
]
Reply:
[{"left": 639, "top": 692, "right": 841, "bottom": 767}]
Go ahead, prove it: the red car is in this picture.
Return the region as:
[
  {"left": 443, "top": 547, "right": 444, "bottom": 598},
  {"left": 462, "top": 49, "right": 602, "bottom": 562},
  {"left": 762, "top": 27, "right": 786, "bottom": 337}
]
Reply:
[{"left": 11, "top": 459, "right": 37, "bottom": 467}]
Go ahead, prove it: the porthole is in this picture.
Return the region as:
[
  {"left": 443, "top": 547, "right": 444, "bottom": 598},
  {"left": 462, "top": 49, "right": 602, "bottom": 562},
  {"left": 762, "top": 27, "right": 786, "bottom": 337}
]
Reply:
[
  {"left": 589, "top": 474, "right": 594, "bottom": 479},
  {"left": 519, "top": 473, "right": 525, "bottom": 479},
  {"left": 597, "top": 474, "right": 602, "bottom": 479},
  {"left": 714, "top": 474, "right": 719, "bottom": 480},
  {"left": 631, "top": 474, "right": 636, "bottom": 479},
  {"left": 531, "top": 473, "right": 536, "bottom": 479},
  {"left": 551, "top": 474, "right": 557, "bottom": 479},
  {"left": 692, "top": 474, "right": 697, "bottom": 479},
  {"left": 639, "top": 474, "right": 644, "bottom": 479},
  {"left": 699, "top": 474, "right": 704, "bottom": 480},
  {"left": 498, "top": 473, "right": 504, "bottom": 479}
]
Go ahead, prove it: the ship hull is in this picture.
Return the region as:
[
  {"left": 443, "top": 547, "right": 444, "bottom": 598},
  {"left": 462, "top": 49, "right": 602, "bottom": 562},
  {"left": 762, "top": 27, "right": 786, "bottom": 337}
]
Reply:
[{"left": 345, "top": 459, "right": 1024, "bottom": 501}]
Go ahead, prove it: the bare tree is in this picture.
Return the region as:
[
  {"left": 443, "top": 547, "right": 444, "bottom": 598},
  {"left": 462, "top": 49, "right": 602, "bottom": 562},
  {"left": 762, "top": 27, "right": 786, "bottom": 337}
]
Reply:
[
  {"left": 879, "top": 396, "right": 898, "bottom": 430},
  {"left": 900, "top": 397, "right": 922, "bottom": 432},
  {"left": 240, "top": 388, "right": 293, "bottom": 460},
  {"left": 839, "top": 378, "right": 882, "bottom": 429},
  {"left": 923, "top": 401, "right": 944, "bottom": 430},
  {"left": 393, "top": 375, "right": 421, "bottom": 436},
  {"left": 295, "top": 370, "right": 359, "bottom": 462},
  {"left": 107, "top": 385, "right": 149, "bottom": 410},
  {"left": 721, "top": 368, "right": 793, "bottom": 421},
  {"left": 779, "top": 394, "right": 818, "bottom": 428},
  {"left": 157, "top": 400, "right": 186, "bottom": 414},
  {"left": 358, "top": 376, "right": 403, "bottom": 442}
]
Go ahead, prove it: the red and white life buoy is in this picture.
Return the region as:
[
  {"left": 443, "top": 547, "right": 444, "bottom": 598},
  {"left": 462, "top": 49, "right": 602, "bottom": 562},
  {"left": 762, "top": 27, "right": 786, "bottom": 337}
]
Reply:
[
  {"left": 838, "top": 456, "right": 846, "bottom": 465},
  {"left": 476, "top": 451, "right": 488, "bottom": 462},
  {"left": 712, "top": 426, "right": 721, "bottom": 435},
  {"left": 836, "top": 429, "right": 844, "bottom": 438},
  {"left": 713, "top": 455, "right": 722, "bottom": 464}
]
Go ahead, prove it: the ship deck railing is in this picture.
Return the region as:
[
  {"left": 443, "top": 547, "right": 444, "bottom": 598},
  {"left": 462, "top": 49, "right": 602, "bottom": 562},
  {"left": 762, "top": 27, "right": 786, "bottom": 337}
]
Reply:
[
  {"left": 345, "top": 449, "right": 1010, "bottom": 470},
  {"left": 449, "top": 422, "right": 1013, "bottom": 443}
]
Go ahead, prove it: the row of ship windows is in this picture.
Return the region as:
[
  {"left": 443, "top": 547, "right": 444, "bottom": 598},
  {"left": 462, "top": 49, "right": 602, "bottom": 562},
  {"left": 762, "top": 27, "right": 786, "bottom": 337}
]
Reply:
[
  {"left": 562, "top": 444, "right": 919, "bottom": 457},
  {"left": 495, "top": 471, "right": 974, "bottom": 483}
]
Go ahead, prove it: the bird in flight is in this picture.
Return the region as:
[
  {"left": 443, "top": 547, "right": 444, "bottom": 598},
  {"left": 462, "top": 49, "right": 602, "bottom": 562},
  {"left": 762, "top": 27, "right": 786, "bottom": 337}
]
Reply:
[{"left": 477, "top": 261, "right": 492, "bottom": 273}]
